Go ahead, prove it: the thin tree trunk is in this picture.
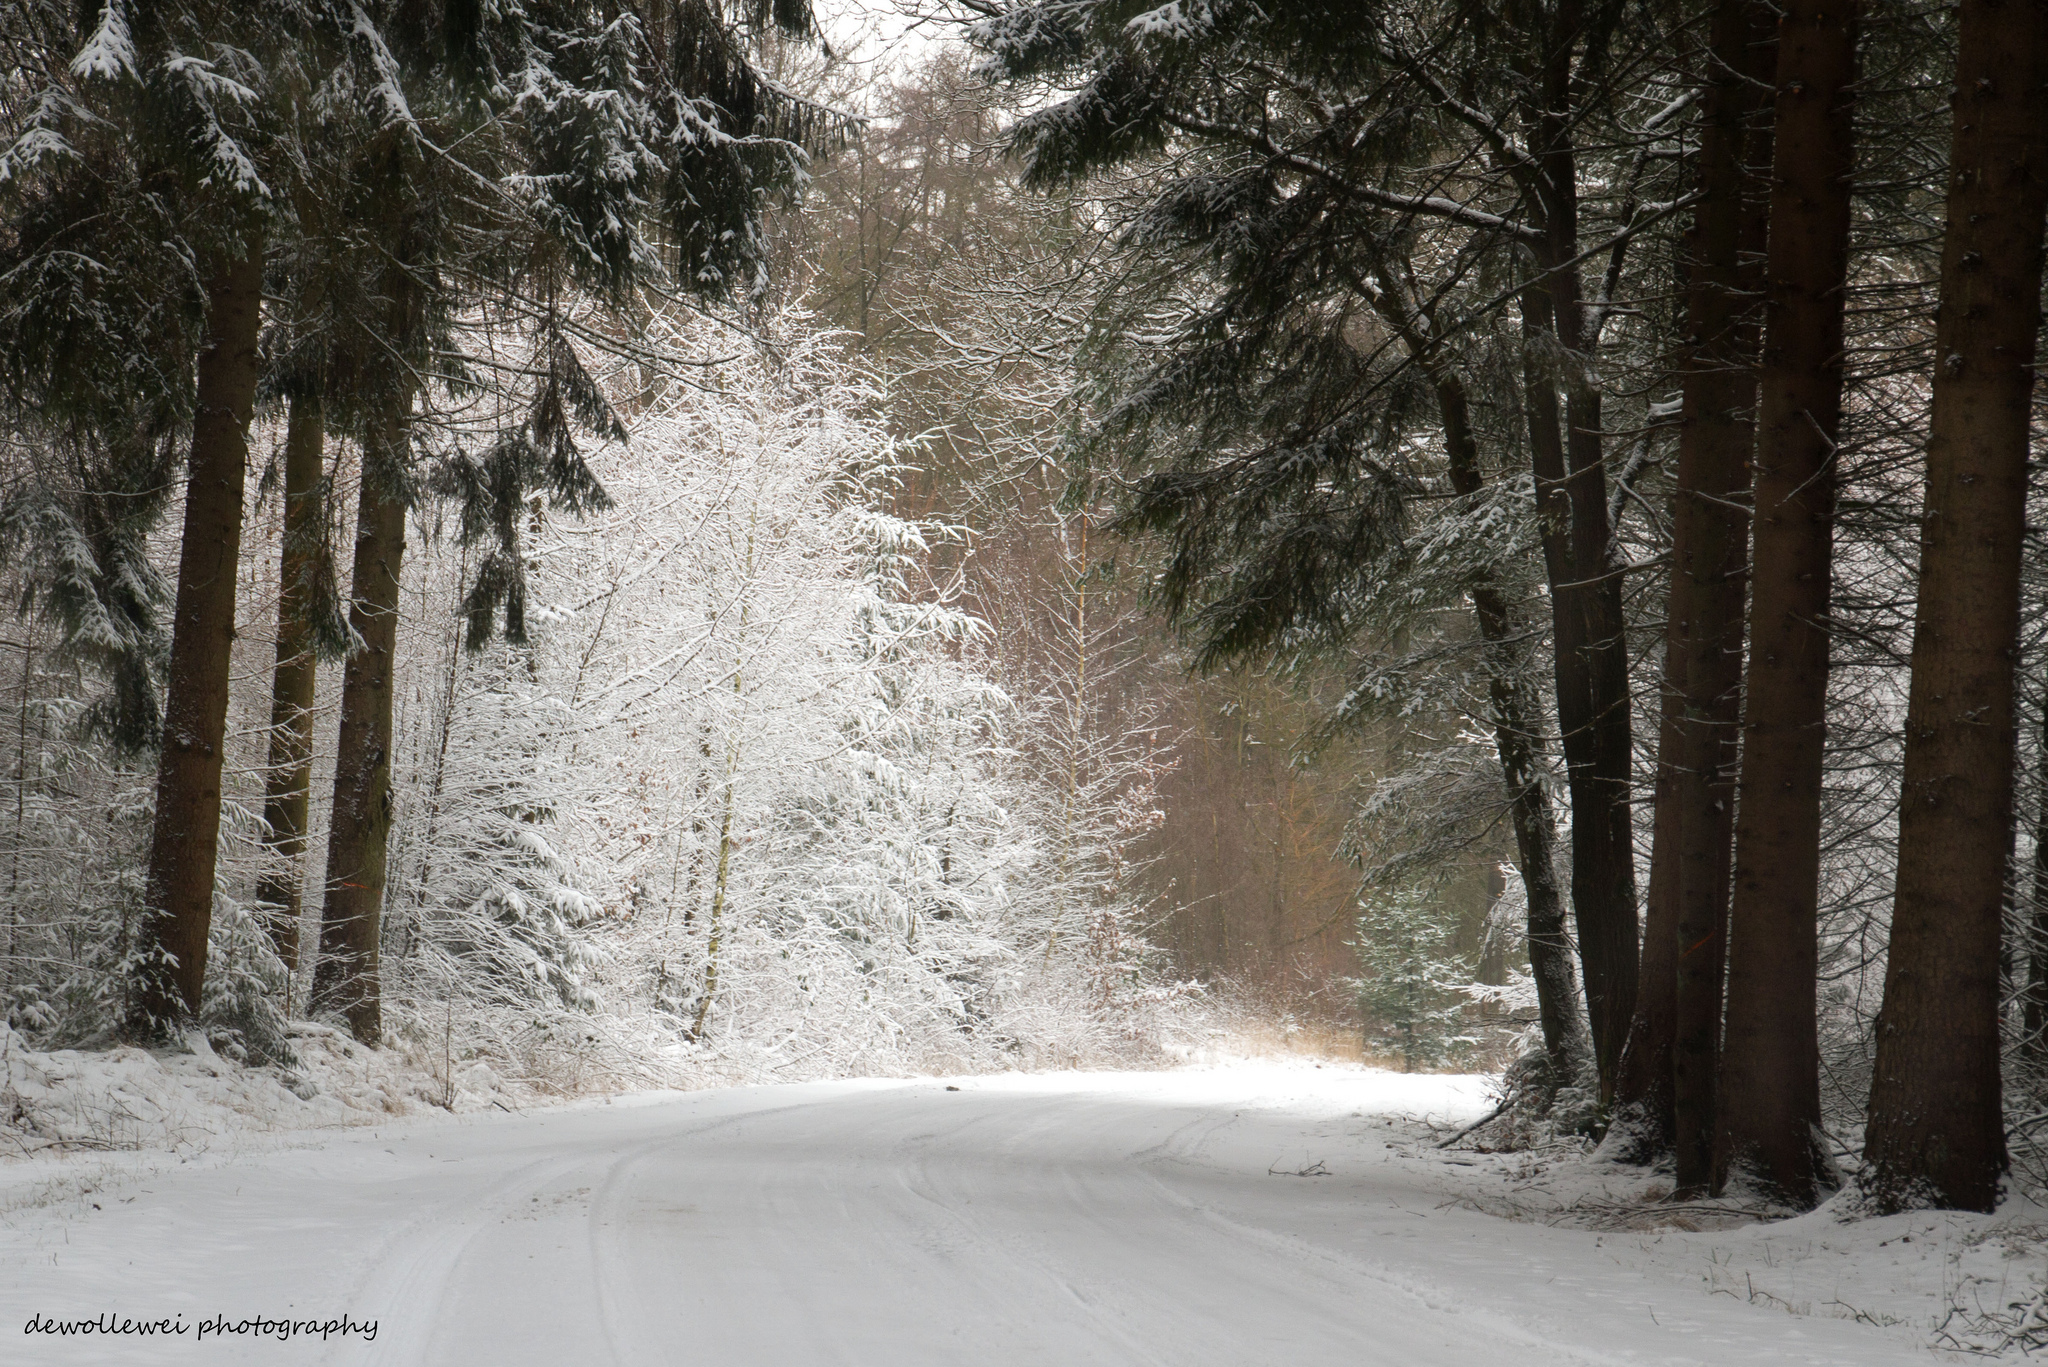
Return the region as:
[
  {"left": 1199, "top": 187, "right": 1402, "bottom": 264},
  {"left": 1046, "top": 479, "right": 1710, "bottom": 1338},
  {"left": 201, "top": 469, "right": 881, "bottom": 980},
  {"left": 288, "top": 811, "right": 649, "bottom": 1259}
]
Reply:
[
  {"left": 2028, "top": 682, "right": 2048, "bottom": 1063},
  {"left": 1519, "top": 282, "right": 1638, "bottom": 1102},
  {"left": 1554, "top": 346, "right": 1640, "bottom": 1111},
  {"left": 310, "top": 404, "right": 412, "bottom": 1044},
  {"left": 1613, "top": 681, "right": 1683, "bottom": 1160},
  {"left": 127, "top": 246, "right": 265, "bottom": 1036},
  {"left": 1436, "top": 369, "right": 1589, "bottom": 1086},
  {"left": 1516, "top": 3, "right": 1641, "bottom": 1098},
  {"left": 692, "top": 516, "right": 756, "bottom": 1038},
  {"left": 1862, "top": 0, "right": 2048, "bottom": 1215},
  {"left": 1715, "top": 0, "right": 1859, "bottom": 1208},
  {"left": 691, "top": 766, "right": 737, "bottom": 1039},
  {"left": 256, "top": 393, "right": 324, "bottom": 975},
  {"left": 5, "top": 634, "right": 32, "bottom": 999},
  {"left": 1652, "top": 0, "right": 1778, "bottom": 1193},
  {"left": 1048, "top": 514, "right": 1088, "bottom": 965},
  {"left": 1363, "top": 265, "right": 1591, "bottom": 1088}
]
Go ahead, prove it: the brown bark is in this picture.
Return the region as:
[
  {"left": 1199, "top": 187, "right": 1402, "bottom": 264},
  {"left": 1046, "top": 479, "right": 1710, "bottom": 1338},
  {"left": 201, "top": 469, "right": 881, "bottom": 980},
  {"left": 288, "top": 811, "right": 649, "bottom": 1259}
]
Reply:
[
  {"left": 1436, "top": 372, "right": 1590, "bottom": 1086},
  {"left": 1862, "top": 0, "right": 2048, "bottom": 1215},
  {"left": 309, "top": 405, "right": 411, "bottom": 1044},
  {"left": 1519, "top": 280, "right": 1637, "bottom": 1102},
  {"left": 1653, "top": 0, "right": 1779, "bottom": 1194},
  {"left": 126, "top": 247, "right": 265, "bottom": 1036},
  {"left": 1362, "top": 268, "right": 1591, "bottom": 1087},
  {"left": 1613, "top": 682, "right": 1682, "bottom": 1160},
  {"left": 2028, "top": 685, "right": 2048, "bottom": 1063},
  {"left": 1519, "top": 7, "right": 1641, "bottom": 1101},
  {"left": 1616, "top": 0, "right": 1776, "bottom": 1161},
  {"left": 1716, "top": 0, "right": 1859, "bottom": 1209},
  {"left": 255, "top": 393, "right": 324, "bottom": 974}
]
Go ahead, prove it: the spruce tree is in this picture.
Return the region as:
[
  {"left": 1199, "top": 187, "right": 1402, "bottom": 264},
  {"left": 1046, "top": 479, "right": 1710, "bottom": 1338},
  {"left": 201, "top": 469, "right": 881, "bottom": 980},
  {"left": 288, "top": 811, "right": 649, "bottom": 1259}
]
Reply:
[
  {"left": 0, "top": 1, "right": 309, "bottom": 1036},
  {"left": 967, "top": 0, "right": 1682, "bottom": 1097},
  {"left": 1861, "top": 0, "right": 2048, "bottom": 1215},
  {"left": 1610, "top": 0, "right": 1776, "bottom": 1178},
  {"left": 1714, "top": 0, "right": 1862, "bottom": 1207}
]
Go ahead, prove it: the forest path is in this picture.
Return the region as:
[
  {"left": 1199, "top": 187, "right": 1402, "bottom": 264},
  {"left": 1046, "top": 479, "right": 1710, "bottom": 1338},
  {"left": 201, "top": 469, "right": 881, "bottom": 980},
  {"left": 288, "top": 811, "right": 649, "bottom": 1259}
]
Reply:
[{"left": 3, "top": 1063, "right": 1932, "bottom": 1365}]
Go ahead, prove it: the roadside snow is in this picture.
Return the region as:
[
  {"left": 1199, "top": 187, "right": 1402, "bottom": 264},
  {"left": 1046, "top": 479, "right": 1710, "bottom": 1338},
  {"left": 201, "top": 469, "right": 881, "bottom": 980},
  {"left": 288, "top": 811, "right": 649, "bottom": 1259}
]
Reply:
[
  {"left": 0, "top": 1021, "right": 531, "bottom": 1218},
  {"left": 1, "top": 1056, "right": 2014, "bottom": 1364},
  {"left": 1437, "top": 1129, "right": 2048, "bottom": 1358}
]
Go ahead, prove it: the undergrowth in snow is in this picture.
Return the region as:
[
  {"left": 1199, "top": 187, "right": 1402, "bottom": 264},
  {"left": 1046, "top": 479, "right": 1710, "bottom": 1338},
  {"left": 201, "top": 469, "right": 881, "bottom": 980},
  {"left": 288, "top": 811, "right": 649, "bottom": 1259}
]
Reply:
[
  {"left": 1422, "top": 1122, "right": 2048, "bottom": 1359},
  {"left": 0, "top": 1021, "right": 521, "bottom": 1170},
  {"left": 0, "top": 989, "right": 1305, "bottom": 1179}
]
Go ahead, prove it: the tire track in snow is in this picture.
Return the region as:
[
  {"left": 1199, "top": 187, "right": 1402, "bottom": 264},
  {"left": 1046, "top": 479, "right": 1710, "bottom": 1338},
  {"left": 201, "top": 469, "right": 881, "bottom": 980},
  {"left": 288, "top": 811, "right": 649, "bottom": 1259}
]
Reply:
[
  {"left": 4, "top": 1070, "right": 1948, "bottom": 1367},
  {"left": 325, "top": 1150, "right": 593, "bottom": 1367},
  {"left": 330, "top": 1094, "right": 847, "bottom": 1367}
]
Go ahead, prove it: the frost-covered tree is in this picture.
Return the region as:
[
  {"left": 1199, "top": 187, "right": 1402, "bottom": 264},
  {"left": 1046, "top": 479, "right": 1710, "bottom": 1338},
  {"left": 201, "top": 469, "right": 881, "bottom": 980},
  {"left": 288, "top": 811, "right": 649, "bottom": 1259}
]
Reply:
[
  {"left": 355, "top": 312, "right": 1181, "bottom": 1082},
  {"left": 301, "top": 0, "right": 837, "bottom": 1045}
]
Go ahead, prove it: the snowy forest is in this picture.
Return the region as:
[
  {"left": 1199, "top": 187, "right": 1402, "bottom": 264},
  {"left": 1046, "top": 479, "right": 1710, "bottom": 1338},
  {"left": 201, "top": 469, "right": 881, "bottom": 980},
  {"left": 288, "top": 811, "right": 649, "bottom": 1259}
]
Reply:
[{"left": 1, "top": 0, "right": 2046, "bottom": 1237}]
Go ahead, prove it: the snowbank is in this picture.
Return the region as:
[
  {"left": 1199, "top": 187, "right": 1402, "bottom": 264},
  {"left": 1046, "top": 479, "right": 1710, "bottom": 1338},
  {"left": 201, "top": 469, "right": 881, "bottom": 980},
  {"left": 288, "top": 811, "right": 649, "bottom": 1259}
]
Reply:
[
  {"left": 1428, "top": 1122, "right": 2048, "bottom": 1358},
  {"left": 0, "top": 1021, "right": 526, "bottom": 1176}
]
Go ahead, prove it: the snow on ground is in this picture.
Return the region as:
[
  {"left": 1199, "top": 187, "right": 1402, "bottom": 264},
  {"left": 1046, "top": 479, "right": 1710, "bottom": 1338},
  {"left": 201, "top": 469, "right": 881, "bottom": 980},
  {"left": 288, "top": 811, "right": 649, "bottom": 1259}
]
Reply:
[
  {"left": 0, "top": 1021, "right": 528, "bottom": 1219},
  {"left": 1435, "top": 1124, "right": 2048, "bottom": 1359},
  {"left": 4, "top": 1052, "right": 2030, "bottom": 1364}
]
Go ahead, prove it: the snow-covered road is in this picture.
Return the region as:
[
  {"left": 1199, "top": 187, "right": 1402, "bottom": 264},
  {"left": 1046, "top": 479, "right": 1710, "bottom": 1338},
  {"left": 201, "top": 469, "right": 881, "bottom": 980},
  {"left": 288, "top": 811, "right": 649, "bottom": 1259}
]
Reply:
[{"left": 3, "top": 1065, "right": 1941, "bottom": 1365}]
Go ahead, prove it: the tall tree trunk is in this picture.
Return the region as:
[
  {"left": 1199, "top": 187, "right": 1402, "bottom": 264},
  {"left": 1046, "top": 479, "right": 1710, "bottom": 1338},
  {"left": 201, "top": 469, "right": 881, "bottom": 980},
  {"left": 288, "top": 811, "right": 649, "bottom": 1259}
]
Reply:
[
  {"left": 1436, "top": 369, "right": 1590, "bottom": 1086},
  {"left": 309, "top": 404, "right": 412, "bottom": 1044},
  {"left": 1519, "top": 279, "right": 1638, "bottom": 1103},
  {"left": 255, "top": 393, "right": 324, "bottom": 975},
  {"left": 2027, "top": 682, "right": 2048, "bottom": 1063},
  {"left": 1652, "top": 0, "right": 1778, "bottom": 1194},
  {"left": 1613, "top": 679, "right": 1683, "bottom": 1160},
  {"left": 1715, "top": 0, "right": 1860, "bottom": 1208},
  {"left": 1366, "top": 272, "right": 1592, "bottom": 1089},
  {"left": 1521, "top": 7, "right": 1641, "bottom": 1100},
  {"left": 1862, "top": 0, "right": 2048, "bottom": 1215},
  {"left": 126, "top": 246, "right": 265, "bottom": 1037}
]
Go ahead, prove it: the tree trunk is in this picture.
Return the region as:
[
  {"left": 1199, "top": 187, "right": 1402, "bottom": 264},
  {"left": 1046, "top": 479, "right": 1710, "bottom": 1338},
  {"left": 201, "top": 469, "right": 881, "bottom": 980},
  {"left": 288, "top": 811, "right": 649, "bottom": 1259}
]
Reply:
[
  {"left": 1612, "top": 679, "right": 1682, "bottom": 1161},
  {"left": 1519, "top": 281, "right": 1638, "bottom": 1103},
  {"left": 1862, "top": 0, "right": 2048, "bottom": 1215},
  {"left": 692, "top": 520, "right": 756, "bottom": 1037},
  {"left": 2027, "top": 682, "right": 2048, "bottom": 1063},
  {"left": 1519, "top": 7, "right": 1642, "bottom": 1099},
  {"left": 1435, "top": 370, "right": 1590, "bottom": 1087},
  {"left": 1365, "top": 269, "right": 1593, "bottom": 1090},
  {"left": 691, "top": 769, "right": 737, "bottom": 1039},
  {"left": 310, "top": 404, "right": 411, "bottom": 1044},
  {"left": 255, "top": 393, "right": 324, "bottom": 976},
  {"left": 1716, "top": 0, "right": 1859, "bottom": 1208},
  {"left": 126, "top": 246, "right": 265, "bottom": 1037},
  {"left": 1659, "top": 0, "right": 1778, "bottom": 1196}
]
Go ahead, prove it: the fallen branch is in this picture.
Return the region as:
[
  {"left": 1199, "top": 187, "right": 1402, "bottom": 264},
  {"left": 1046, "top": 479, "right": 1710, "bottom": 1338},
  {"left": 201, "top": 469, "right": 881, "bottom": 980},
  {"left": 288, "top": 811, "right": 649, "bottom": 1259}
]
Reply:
[{"left": 1436, "top": 1101, "right": 1509, "bottom": 1149}]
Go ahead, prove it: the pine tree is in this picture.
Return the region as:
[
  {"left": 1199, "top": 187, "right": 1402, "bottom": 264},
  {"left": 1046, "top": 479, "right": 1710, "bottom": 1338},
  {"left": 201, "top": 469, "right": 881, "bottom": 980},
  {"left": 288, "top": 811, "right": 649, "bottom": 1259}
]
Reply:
[
  {"left": 0, "top": 2, "right": 300, "bottom": 1036},
  {"left": 1670, "top": 0, "right": 1772, "bottom": 1189},
  {"left": 1356, "top": 883, "right": 1469, "bottom": 1073},
  {"left": 1861, "top": 0, "right": 2048, "bottom": 1215},
  {"left": 1611, "top": 0, "right": 1776, "bottom": 1174},
  {"left": 251, "top": 391, "right": 327, "bottom": 974},
  {"left": 967, "top": 0, "right": 1679, "bottom": 1097},
  {"left": 1714, "top": 0, "right": 1862, "bottom": 1207}
]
